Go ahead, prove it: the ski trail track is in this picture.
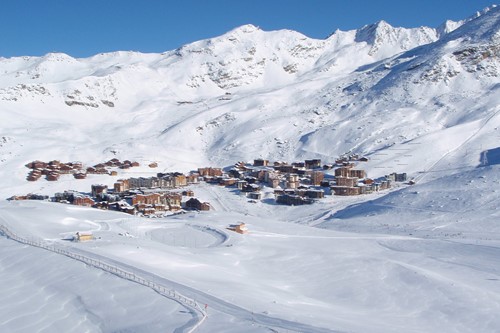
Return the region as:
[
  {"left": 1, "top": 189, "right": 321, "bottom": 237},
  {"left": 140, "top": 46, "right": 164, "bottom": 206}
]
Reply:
[{"left": 0, "top": 222, "right": 341, "bottom": 333}]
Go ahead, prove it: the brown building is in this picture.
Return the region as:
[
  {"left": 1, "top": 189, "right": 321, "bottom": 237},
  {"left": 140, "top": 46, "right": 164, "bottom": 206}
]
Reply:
[
  {"left": 185, "top": 198, "right": 210, "bottom": 211},
  {"left": 198, "top": 167, "right": 223, "bottom": 177},
  {"left": 114, "top": 179, "right": 130, "bottom": 192},
  {"left": 305, "top": 159, "right": 322, "bottom": 169},
  {"left": 91, "top": 184, "right": 108, "bottom": 197},
  {"left": 311, "top": 171, "right": 325, "bottom": 186},
  {"left": 173, "top": 174, "right": 187, "bottom": 187},
  {"left": 74, "top": 172, "right": 87, "bottom": 179},
  {"left": 73, "top": 196, "right": 95, "bottom": 207},
  {"left": 165, "top": 193, "right": 182, "bottom": 211},
  {"left": 331, "top": 186, "right": 360, "bottom": 196},
  {"left": 336, "top": 177, "right": 359, "bottom": 187},
  {"left": 46, "top": 171, "right": 60, "bottom": 181},
  {"left": 253, "top": 159, "right": 269, "bottom": 166}
]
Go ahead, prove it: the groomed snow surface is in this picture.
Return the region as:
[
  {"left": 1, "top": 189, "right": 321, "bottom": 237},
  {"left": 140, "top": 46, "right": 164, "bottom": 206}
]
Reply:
[{"left": 1, "top": 163, "right": 500, "bottom": 333}]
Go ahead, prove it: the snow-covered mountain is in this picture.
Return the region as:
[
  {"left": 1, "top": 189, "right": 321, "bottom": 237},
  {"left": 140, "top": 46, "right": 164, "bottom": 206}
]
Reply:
[
  {"left": 1, "top": 7, "right": 498, "bottom": 189},
  {"left": 1, "top": 7, "right": 498, "bottom": 188}
]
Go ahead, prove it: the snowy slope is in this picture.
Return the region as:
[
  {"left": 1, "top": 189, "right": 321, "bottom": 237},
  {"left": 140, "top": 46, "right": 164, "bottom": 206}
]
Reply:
[{"left": 0, "top": 7, "right": 498, "bottom": 192}]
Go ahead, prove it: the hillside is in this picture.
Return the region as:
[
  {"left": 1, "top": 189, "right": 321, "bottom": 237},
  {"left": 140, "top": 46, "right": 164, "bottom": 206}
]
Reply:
[{"left": 0, "top": 6, "right": 497, "bottom": 190}]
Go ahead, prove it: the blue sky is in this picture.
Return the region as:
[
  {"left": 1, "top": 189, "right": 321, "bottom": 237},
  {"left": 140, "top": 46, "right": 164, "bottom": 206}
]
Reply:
[{"left": 0, "top": 1, "right": 496, "bottom": 58}]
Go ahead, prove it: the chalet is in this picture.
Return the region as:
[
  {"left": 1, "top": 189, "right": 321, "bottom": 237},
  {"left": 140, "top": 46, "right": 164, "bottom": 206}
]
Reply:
[
  {"left": 27, "top": 170, "right": 42, "bottom": 181},
  {"left": 8, "top": 194, "right": 49, "bottom": 201},
  {"left": 46, "top": 171, "right": 60, "bottom": 181},
  {"left": 131, "top": 193, "right": 162, "bottom": 206},
  {"left": 311, "top": 171, "right": 325, "bottom": 186},
  {"left": 48, "top": 160, "right": 61, "bottom": 168},
  {"left": 123, "top": 206, "right": 137, "bottom": 215},
  {"left": 242, "top": 183, "right": 261, "bottom": 192},
  {"left": 227, "top": 223, "right": 248, "bottom": 234},
  {"left": 249, "top": 169, "right": 268, "bottom": 182},
  {"left": 185, "top": 198, "right": 210, "bottom": 211},
  {"left": 388, "top": 172, "right": 407, "bottom": 182},
  {"left": 75, "top": 231, "right": 93, "bottom": 242},
  {"left": 108, "top": 201, "right": 136, "bottom": 215},
  {"left": 156, "top": 174, "right": 175, "bottom": 188},
  {"left": 91, "top": 184, "right": 108, "bottom": 197},
  {"left": 173, "top": 173, "right": 187, "bottom": 187},
  {"left": 237, "top": 180, "right": 248, "bottom": 190},
  {"left": 267, "top": 177, "right": 281, "bottom": 188},
  {"left": 335, "top": 166, "right": 366, "bottom": 178},
  {"left": 94, "top": 201, "right": 109, "bottom": 210},
  {"left": 349, "top": 169, "right": 366, "bottom": 179},
  {"left": 234, "top": 161, "right": 248, "bottom": 171},
  {"left": 253, "top": 159, "right": 269, "bottom": 167},
  {"left": 73, "top": 196, "right": 95, "bottom": 207},
  {"left": 286, "top": 174, "right": 300, "bottom": 189},
  {"left": 276, "top": 194, "right": 313, "bottom": 206},
  {"left": 247, "top": 192, "right": 262, "bottom": 200},
  {"left": 182, "top": 190, "right": 194, "bottom": 197},
  {"left": 73, "top": 172, "right": 87, "bottom": 179},
  {"left": 331, "top": 186, "right": 360, "bottom": 196},
  {"left": 148, "top": 162, "right": 158, "bottom": 168},
  {"left": 129, "top": 177, "right": 156, "bottom": 189},
  {"left": 336, "top": 177, "right": 359, "bottom": 187},
  {"left": 363, "top": 178, "right": 375, "bottom": 185},
  {"left": 220, "top": 178, "right": 238, "bottom": 186},
  {"left": 114, "top": 179, "right": 130, "bottom": 192},
  {"left": 165, "top": 193, "right": 182, "bottom": 210},
  {"left": 54, "top": 191, "right": 76, "bottom": 203},
  {"left": 305, "top": 189, "right": 325, "bottom": 199},
  {"left": 305, "top": 159, "right": 322, "bottom": 169},
  {"left": 198, "top": 167, "right": 223, "bottom": 177},
  {"left": 380, "top": 180, "right": 391, "bottom": 190},
  {"left": 59, "top": 164, "right": 73, "bottom": 173},
  {"left": 26, "top": 160, "right": 47, "bottom": 169},
  {"left": 244, "top": 176, "right": 258, "bottom": 184},
  {"left": 186, "top": 173, "right": 199, "bottom": 184},
  {"left": 274, "top": 164, "right": 296, "bottom": 174},
  {"left": 119, "top": 163, "right": 131, "bottom": 169},
  {"left": 228, "top": 169, "right": 243, "bottom": 179},
  {"left": 131, "top": 161, "right": 140, "bottom": 167},
  {"left": 320, "top": 180, "right": 331, "bottom": 188},
  {"left": 71, "top": 162, "right": 83, "bottom": 169}
]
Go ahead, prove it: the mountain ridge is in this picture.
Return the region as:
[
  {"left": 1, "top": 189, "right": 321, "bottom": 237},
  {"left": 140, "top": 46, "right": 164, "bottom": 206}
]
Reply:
[{"left": 0, "top": 6, "right": 499, "bottom": 198}]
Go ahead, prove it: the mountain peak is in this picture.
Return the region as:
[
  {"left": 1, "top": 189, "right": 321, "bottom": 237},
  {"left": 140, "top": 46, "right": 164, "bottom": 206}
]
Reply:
[
  {"left": 355, "top": 20, "right": 437, "bottom": 56},
  {"left": 355, "top": 20, "right": 396, "bottom": 45},
  {"left": 227, "top": 24, "right": 260, "bottom": 35}
]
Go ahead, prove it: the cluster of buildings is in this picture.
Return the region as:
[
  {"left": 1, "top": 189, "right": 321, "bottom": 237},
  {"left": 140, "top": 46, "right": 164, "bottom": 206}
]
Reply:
[
  {"left": 24, "top": 158, "right": 152, "bottom": 182},
  {"left": 15, "top": 154, "right": 409, "bottom": 214},
  {"left": 201, "top": 156, "right": 408, "bottom": 206},
  {"left": 25, "top": 160, "right": 85, "bottom": 181},
  {"left": 50, "top": 179, "right": 209, "bottom": 216}
]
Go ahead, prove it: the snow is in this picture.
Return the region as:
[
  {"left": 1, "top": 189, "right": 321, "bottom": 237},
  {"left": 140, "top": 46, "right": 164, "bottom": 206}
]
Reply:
[{"left": 1, "top": 5, "right": 500, "bottom": 333}]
